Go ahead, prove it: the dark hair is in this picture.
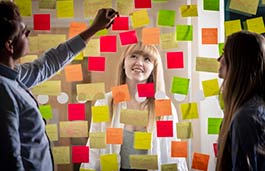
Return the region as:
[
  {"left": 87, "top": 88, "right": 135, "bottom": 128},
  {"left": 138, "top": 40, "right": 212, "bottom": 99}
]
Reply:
[{"left": 0, "top": 1, "right": 22, "bottom": 49}]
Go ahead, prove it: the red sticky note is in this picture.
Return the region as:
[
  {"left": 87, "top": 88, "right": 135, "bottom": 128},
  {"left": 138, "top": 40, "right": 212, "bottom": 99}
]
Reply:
[
  {"left": 88, "top": 56, "right": 105, "bottom": 71},
  {"left": 166, "top": 52, "right": 184, "bottom": 69},
  {"left": 213, "top": 143, "right": 218, "bottom": 157},
  {"left": 72, "top": 146, "right": 89, "bottom": 163},
  {"left": 112, "top": 17, "right": 129, "bottom": 31},
  {"left": 68, "top": 103, "right": 86, "bottom": 121},
  {"left": 156, "top": 120, "right": 173, "bottom": 137},
  {"left": 137, "top": 83, "right": 155, "bottom": 97},
  {"left": 33, "top": 14, "right": 50, "bottom": 31},
  {"left": 100, "top": 35, "right": 117, "bottom": 52},
  {"left": 135, "top": 0, "right": 152, "bottom": 8},
  {"left": 119, "top": 30, "right": 138, "bottom": 45}
]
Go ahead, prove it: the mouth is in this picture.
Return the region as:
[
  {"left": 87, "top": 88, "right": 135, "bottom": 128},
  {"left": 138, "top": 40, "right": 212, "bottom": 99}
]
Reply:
[{"left": 132, "top": 67, "right": 144, "bottom": 73}]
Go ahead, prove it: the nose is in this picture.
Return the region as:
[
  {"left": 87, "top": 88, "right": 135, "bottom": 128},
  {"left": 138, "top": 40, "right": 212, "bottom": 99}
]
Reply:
[
  {"left": 135, "top": 56, "right": 144, "bottom": 65},
  {"left": 217, "top": 55, "right": 223, "bottom": 62}
]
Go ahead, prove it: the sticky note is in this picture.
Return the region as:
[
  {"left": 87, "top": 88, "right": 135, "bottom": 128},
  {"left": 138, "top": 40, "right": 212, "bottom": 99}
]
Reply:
[
  {"left": 161, "top": 163, "right": 178, "bottom": 171},
  {"left": 14, "top": 0, "right": 32, "bottom": 16},
  {"left": 37, "top": 34, "right": 66, "bottom": 52},
  {"left": 166, "top": 52, "right": 184, "bottom": 69},
  {"left": 39, "top": 0, "right": 56, "bottom": 9},
  {"left": 218, "top": 43, "right": 224, "bottom": 56},
  {"left": 56, "top": 0, "right": 74, "bottom": 18},
  {"left": 68, "top": 22, "right": 87, "bottom": 39},
  {"left": 171, "top": 141, "right": 188, "bottom": 157},
  {"left": 117, "top": 0, "right": 134, "bottom": 16},
  {"left": 120, "top": 109, "right": 148, "bottom": 126},
  {"left": 83, "top": 0, "right": 112, "bottom": 18},
  {"left": 155, "top": 99, "right": 172, "bottom": 117},
  {"left": 202, "top": 78, "right": 219, "bottom": 97},
  {"left": 72, "top": 146, "right": 89, "bottom": 163},
  {"left": 119, "top": 30, "right": 138, "bottom": 45},
  {"left": 171, "top": 76, "right": 190, "bottom": 95},
  {"left": 134, "top": 132, "right": 152, "bottom": 150},
  {"left": 208, "top": 118, "right": 223, "bottom": 134},
  {"left": 83, "top": 39, "right": 100, "bottom": 57},
  {"left": 89, "top": 132, "right": 106, "bottom": 148},
  {"left": 130, "top": 155, "right": 158, "bottom": 170},
  {"left": 157, "top": 10, "right": 176, "bottom": 27},
  {"left": 246, "top": 17, "right": 265, "bottom": 34},
  {"left": 191, "top": 152, "right": 210, "bottom": 171},
  {"left": 180, "top": 102, "right": 199, "bottom": 120},
  {"left": 33, "top": 14, "right": 50, "bottom": 31},
  {"left": 91, "top": 105, "right": 110, "bottom": 123},
  {"left": 156, "top": 120, "right": 173, "bottom": 137},
  {"left": 52, "top": 146, "right": 70, "bottom": 164},
  {"left": 64, "top": 64, "right": 83, "bottom": 82},
  {"left": 20, "top": 55, "right": 38, "bottom": 63},
  {"left": 142, "top": 27, "right": 160, "bottom": 45},
  {"left": 176, "top": 25, "right": 193, "bottom": 41},
  {"left": 59, "top": 121, "right": 88, "bottom": 137},
  {"left": 180, "top": 4, "right": 198, "bottom": 17},
  {"left": 39, "top": 105, "right": 53, "bottom": 119},
  {"left": 176, "top": 122, "right": 193, "bottom": 139},
  {"left": 31, "top": 80, "right": 61, "bottom": 96},
  {"left": 100, "top": 36, "right": 117, "bottom": 52},
  {"left": 224, "top": 19, "right": 242, "bottom": 37},
  {"left": 203, "top": 0, "right": 219, "bottom": 11},
  {"left": 88, "top": 56, "right": 105, "bottom": 72},
  {"left": 111, "top": 84, "right": 130, "bottom": 104},
  {"left": 202, "top": 28, "right": 218, "bottom": 44},
  {"left": 106, "top": 128, "right": 123, "bottom": 144},
  {"left": 112, "top": 17, "right": 129, "bottom": 31},
  {"left": 196, "top": 57, "right": 219, "bottom": 73},
  {"left": 137, "top": 83, "right": 155, "bottom": 97},
  {"left": 68, "top": 103, "right": 86, "bottom": 121},
  {"left": 135, "top": 0, "right": 152, "bottom": 8},
  {"left": 131, "top": 9, "right": 150, "bottom": 28},
  {"left": 213, "top": 143, "right": 218, "bottom": 157},
  {"left": 229, "top": 0, "right": 259, "bottom": 15},
  {"left": 76, "top": 82, "right": 105, "bottom": 101},
  {"left": 100, "top": 154, "right": 118, "bottom": 171},
  {"left": 46, "top": 124, "right": 58, "bottom": 141}
]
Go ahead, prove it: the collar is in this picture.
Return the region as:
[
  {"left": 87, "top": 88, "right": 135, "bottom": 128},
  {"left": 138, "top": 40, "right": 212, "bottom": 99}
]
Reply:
[{"left": 0, "top": 64, "right": 18, "bottom": 80}]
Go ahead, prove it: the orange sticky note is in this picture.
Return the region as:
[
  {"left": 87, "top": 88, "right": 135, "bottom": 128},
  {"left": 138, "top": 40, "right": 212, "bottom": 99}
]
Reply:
[
  {"left": 191, "top": 152, "right": 210, "bottom": 171},
  {"left": 202, "top": 28, "right": 218, "bottom": 44},
  {"left": 171, "top": 141, "right": 188, "bottom": 158},
  {"left": 68, "top": 22, "right": 87, "bottom": 39},
  {"left": 155, "top": 99, "right": 172, "bottom": 117},
  {"left": 64, "top": 64, "right": 83, "bottom": 82},
  {"left": 142, "top": 27, "right": 160, "bottom": 45},
  {"left": 106, "top": 128, "right": 123, "bottom": 144},
  {"left": 111, "top": 84, "right": 130, "bottom": 104}
]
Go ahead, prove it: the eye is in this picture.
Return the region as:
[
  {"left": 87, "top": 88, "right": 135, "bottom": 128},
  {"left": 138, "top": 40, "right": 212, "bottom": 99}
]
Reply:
[
  {"left": 144, "top": 56, "right": 152, "bottom": 62},
  {"left": 130, "top": 54, "right": 137, "bottom": 58}
]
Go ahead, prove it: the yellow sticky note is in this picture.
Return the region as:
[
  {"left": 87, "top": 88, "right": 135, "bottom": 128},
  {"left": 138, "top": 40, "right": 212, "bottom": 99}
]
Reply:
[
  {"left": 120, "top": 109, "right": 148, "bottom": 127},
  {"left": 52, "top": 146, "right": 70, "bottom": 164},
  {"left": 83, "top": 0, "right": 112, "bottom": 18},
  {"left": 46, "top": 124, "right": 58, "bottom": 141},
  {"left": 142, "top": 27, "right": 160, "bottom": 45},
  {"left": 68, "top": 22, "right": 87, "bottom": 39},
  {"left": 229, "top": 0, "right": 259, "bottom": 15},
  {"left": 83, "top": 39, "right": 100, "bottom": 57},
  {"left": 246, "top": 17, "right": 265, "bottom": 34},
  {"left": 89, "top": 132, "right": 106, "bottom": 148},
  {"left": 38, "top": 34, "right": 66, "bottom": 52},
  {"left": 196, "top": 57, "right": 219, "bottom": 73},
  {"left": 64, "top": 64, "right": 83, "bottom": 82},
  {"left": 180, "top": 4, "right": 198, "bottom": 17},
  {"left": 117, "top": 0, "right": 134, "bottom": 16},
  {"left": 76, "top": 82, "right": 105, "bottom": 101},
  {"left": 176, "top": 122, "right": 193, "bottom": 139},
  {"left": 202, "top": 78, "right": 219, "bottom": 97},
  {"left": 29, "top": 36, "right": 38, "bottom": 53},
  {"left": 134, "top": 132, "right": 152, "bottom": 150},
  {"left": 224, "top": 19, "right": 242, "bottom": 37},
  {"left": 56, "top": 0, "right": 74, "bottom": 18},
  {"left": 59, "top": 121, "right": 88, "bottom": 138},
  {"left": 20, "top": 55, "right": 38, "bottom": 63},
  {"left": 91, "top": 105, "right": 110, "bottom": 123},
  {"left": 160, "top": 32, "right": 178, "bottom": 50},
  {"left": 14, "top": 0, "right": 32, "bottom": 16},
  {"left": 180, "top": 102, "right": 199, "bottom": 120},
  {"left": 74, "top": 51, "right": 84, "bottom": 60},
  {"left": 131, "top": 10, "right": 150, "bottom": 28},
  {"left": 130, "top": 155, "right": 158, "bottom": 170},
  {"left": 100, "top": 154, "right": 118, "bottom": 171},
  {"left": 31, "top": 80, "right": 61, "bottom": 96}
]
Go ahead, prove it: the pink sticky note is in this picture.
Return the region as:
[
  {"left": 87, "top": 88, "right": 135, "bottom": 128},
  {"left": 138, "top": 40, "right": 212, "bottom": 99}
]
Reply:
[
  {"left": 112, "top": 17, "right": 129, "bottom": 31},
  {"left": 72, "top": 146, "right": 89, "bottom": 163},
  {"left": 100, "top": 35, "right": 117, "bottom": 52},
  {"left": 33, "top": 14, "right": 50, "bottom": 31},
  {"left": 88, "top": 56, "right": 105, "bottom": 71},
  {"left": 137, "top": 83, "right": 154, "bottom": 97},
  {"left": 119, "top": 30, "right": 138, "bottom": 45},
  {"left": 135, "top": 0, "right": 152, "bottom": 8},
  {"left": 166, "top": 52, "right": 184, "bottom": 69},
  {"left": 213, "top": 143, "right": 218, "bottom": 157},
  {"left": 68, "top": 103, "right": 86, "bottom": 121},
  {"left": 156, "top": 120, "right": 173, "bottom": 137}
]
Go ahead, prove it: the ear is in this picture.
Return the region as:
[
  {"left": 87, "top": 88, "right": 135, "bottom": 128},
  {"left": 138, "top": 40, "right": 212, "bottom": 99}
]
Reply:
[{"left": 4, "top": 40, "right": 14, "bottom": 54}]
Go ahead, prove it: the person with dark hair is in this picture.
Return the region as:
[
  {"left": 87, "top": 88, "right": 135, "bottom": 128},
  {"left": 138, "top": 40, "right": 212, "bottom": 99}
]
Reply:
[
  {"left": 216, "top": 31, "right": 265, "bottom": 171},
  {"left": 0, "top": 1, "right": 118, "bottom": 171}
]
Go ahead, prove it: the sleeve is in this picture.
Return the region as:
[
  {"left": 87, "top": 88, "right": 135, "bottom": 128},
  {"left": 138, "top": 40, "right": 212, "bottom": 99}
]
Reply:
[
  {"left": 16, "top": 35, "right": 86, "bottom": 88},
  {"left": 0, "top": 84, "right": 24, "bottom": 171}
]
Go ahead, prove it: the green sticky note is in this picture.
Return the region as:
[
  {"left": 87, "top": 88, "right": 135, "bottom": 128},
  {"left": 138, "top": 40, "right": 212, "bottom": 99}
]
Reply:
[
  {"left": 180, "top": 103, "right": 199, "bottom": 120},
  {"left": 100, "top": 154, "right": 118, "bottom": 171},
  {"left": 203, "top": 0, "right": 219, "bottom": 11},
  {"left": 39, "top": 105, "right": 53, "bottom": 119},
  {"left": 208, "top": 118, "right": 223, "bottom": 134},
  {"left": 218, "top": 43, "right": 224, "bottom": 56},
  {"left": 176, "top": 25, "right": 193, "bottom": 41},
  {"left": 171, "top": 76, "right": 190, "bottom": 95},
  {"left": 157, "top": 10, "right": 176, "bottom": 27}
]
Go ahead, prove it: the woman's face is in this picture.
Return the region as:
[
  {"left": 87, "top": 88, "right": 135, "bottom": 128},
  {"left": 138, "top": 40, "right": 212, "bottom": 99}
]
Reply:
[
  {"left": 217, "top": 54, "right": 227, "bottom": 79},
  {"left": 124, "top": 51, "right": 154, "bottom": 83}
]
